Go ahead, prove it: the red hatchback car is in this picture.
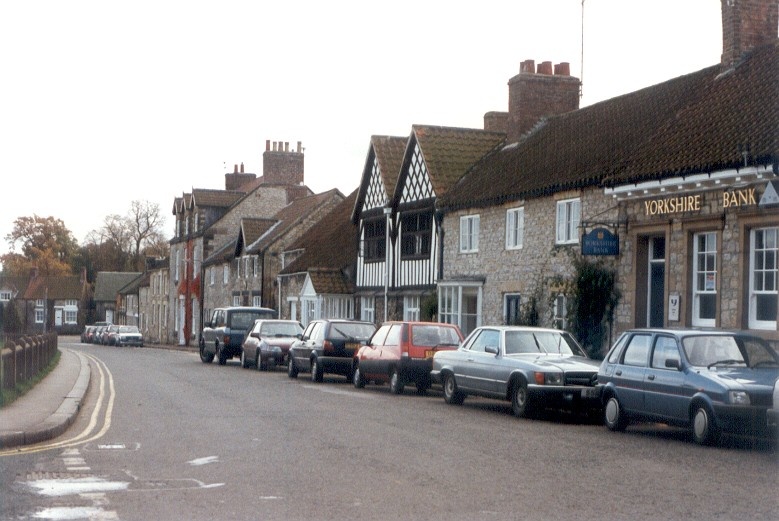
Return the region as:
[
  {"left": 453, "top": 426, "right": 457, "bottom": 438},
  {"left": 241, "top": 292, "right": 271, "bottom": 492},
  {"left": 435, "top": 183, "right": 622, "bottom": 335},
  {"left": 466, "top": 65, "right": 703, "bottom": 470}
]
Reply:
[{"left": 353, "top": 321, "right": 464, "bottom": 394}]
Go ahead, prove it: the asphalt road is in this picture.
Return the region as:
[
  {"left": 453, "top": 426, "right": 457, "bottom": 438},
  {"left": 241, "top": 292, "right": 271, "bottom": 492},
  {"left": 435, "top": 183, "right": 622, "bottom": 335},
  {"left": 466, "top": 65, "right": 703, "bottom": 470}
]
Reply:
[{"left": 2, "top": 339, "right": 777, "bottom": 521}]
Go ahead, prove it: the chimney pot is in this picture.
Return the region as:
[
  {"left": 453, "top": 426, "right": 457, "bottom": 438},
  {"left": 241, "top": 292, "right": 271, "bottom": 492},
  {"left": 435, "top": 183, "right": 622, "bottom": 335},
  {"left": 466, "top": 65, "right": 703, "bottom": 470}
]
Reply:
[
  {"left": 520, "top": 59, "right": 535, "bottom": 73},
  {"left": 240, "top": 162, "right": 244, "bottom": 173},
  {"left": 284, "top": 142, "right": 289, "bottom": 152},
  {"left": 266, "top": 139, "right": 270, "bottom": 151},
  {"left": 538, "top": 61, "right": 553, "bottom": 75},
  {"left": 297, "top": 141, "right": 302, "bottom": 153},
  {"left": 554, "top": 62, "right": 570, "bottom": 76},
  {"left": 234, "top": 164, "right": 238, "bottom": 173}
]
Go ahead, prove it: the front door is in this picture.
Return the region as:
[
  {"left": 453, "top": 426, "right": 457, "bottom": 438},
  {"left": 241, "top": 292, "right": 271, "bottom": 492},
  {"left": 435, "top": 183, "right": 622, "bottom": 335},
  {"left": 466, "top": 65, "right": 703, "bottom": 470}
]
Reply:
[{"left": 647, "top": 237, "right": 666, "bottom": 327}]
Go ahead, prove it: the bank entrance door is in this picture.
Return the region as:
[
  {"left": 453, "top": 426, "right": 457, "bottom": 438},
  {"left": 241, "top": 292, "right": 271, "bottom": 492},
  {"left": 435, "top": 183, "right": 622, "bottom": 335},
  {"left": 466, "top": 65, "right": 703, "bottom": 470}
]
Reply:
[{"left": 647, "top": 237, "right": 666, "bottom": 327}]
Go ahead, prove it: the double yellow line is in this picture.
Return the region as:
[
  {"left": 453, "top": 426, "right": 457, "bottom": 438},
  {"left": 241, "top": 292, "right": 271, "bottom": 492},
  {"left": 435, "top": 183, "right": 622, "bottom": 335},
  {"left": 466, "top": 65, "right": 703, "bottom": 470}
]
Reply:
[{"left": 0, "top": 350, "right": 116, "bottom": 456}]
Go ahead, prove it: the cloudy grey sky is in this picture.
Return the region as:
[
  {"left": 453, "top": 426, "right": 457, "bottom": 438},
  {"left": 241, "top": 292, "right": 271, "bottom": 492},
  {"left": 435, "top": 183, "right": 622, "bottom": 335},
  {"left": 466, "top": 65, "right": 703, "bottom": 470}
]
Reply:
[{"left": 0, "top": 1, "right": 723, "bottom": 257}]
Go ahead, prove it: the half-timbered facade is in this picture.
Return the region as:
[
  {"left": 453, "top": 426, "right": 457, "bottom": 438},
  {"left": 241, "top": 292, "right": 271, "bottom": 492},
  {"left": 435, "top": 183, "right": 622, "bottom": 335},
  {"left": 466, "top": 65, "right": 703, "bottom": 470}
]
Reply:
[
  {"left": 352, "top": 136, "right": 406, "bottom": 323},
  {"left": 389, "top": 125, "right": 505, "bottom": 325}
]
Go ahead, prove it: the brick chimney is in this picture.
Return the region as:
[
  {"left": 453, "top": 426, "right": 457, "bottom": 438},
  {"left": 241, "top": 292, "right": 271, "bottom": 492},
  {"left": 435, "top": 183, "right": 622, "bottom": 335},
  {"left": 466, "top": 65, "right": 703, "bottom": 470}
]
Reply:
[
  {"left": 721, "top": 0, "right": 779, "bottom": 69},
  {"left": 262, "top": 139, "right": 305, "bottom": 185},
  {"left": 506, "top": 59, "right": 580, "bottom": 143},
  {"left": 225, "top": 162, "right": 257, "bottom": 191}
]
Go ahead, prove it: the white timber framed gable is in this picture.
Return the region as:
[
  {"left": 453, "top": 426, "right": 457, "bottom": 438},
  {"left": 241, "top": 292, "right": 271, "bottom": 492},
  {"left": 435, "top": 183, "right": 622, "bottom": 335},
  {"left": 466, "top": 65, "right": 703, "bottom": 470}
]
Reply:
[
  {"left": 395, "top": 140, "right": 439, "bottom": 289},
  {"left": 357, "top": 152, "right": 391, "bottom": 290}
]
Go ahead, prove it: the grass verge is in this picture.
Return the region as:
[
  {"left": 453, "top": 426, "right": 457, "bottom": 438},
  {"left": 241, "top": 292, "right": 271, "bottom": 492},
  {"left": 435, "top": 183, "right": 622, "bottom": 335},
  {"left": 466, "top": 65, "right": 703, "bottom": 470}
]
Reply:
[{"left": 0, "top": 350, "right": 61, "bottom": 408}]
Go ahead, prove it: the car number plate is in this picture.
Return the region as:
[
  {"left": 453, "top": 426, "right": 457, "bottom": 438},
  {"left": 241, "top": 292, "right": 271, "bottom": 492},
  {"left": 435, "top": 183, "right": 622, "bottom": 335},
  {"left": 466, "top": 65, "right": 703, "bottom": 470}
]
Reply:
[
  {"left": 425, "top": 350, "right": 435, "bottom": 359},
  {"left": 581, "top": 387, "right": 600, "bottom": 399},
  {"left": 345, "top": 343, "right": 359, "bottom": 350}
]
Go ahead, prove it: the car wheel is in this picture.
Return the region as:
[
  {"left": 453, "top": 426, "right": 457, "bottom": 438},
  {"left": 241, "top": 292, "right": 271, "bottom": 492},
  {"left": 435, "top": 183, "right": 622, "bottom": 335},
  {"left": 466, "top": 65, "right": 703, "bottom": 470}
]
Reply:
[
  {"left": 217, "top": 344, "right": 228, "bottom": 366},
  {"left": 443, "top": 373, "right": 465, "bottom": 405},
  {"left": 604, "top": 395, "right": 628, "bottom": 432},
  {"left": 389, "top": 369, "right": 404, "bottom": 395},
  {"left": 353, "top": 364, "right": 365, "bottom": 388},
  {"left": 511, "top": 381, "right": 535, "bottom": 418},
  {"left": 287, "top": 357, "right": 298, "bottom": 379},
  {"left": 241, "top": 350, "right": 250, "bottom": 369},
  {"left": 199, "top": 339, "right": 214, "bottom": 363},
  {"left": 311, "top": 357, "right": 323, "bottom": 383},
  {"left": 691, "top": 404, "right": 720, "bottom": 446}
]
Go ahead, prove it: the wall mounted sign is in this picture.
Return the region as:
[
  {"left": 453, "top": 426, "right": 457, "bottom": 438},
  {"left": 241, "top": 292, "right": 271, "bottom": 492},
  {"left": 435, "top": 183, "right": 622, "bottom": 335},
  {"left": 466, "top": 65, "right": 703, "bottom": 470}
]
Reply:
[
  {"left": 759, "top": 180, "right": 779, "bottom": 206},
  {"left": 581, "top": 227, "right": 619, "bottom": 256},
  {"left": 668, "top": 293, "right": 680, "bottom": 322}
]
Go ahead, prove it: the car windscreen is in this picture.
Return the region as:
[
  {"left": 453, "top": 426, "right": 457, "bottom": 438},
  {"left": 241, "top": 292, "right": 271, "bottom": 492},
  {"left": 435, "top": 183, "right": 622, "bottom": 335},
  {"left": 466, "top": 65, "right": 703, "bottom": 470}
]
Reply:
[
  {"left": 412, "top": 325, "right": 461, "bottom": 346},
  {"left": 261, "top": 322, "right": 303, "bottom": 337},
  {"left": 681, "top": 335, "right": 776, "bottom": 367},
  {"left": 231, "top": 311, "right": 273, "bottom": 330},
  {"left": 328, "top": 323, "right": 376, "bottom": 341},
  {"left": 505, "top": 330, "right": 583, "bottom": 356},
  {"left": 118, "top": 326, "right": 139, "bottom": 333}
]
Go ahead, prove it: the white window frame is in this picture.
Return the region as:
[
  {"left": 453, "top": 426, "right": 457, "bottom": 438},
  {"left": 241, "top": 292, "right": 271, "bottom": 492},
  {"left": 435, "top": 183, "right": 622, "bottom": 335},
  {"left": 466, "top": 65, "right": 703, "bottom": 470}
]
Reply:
[
  {"left": 438, "top": 282, "right": 482, "bottom": 336},
  {"left": 253, "top": 257, "right": 259, "bottom": 278},
  {"left": 36, "top": 299, "right": 45, "bottom": 307},
  {"left": 360, "top": 296, "right": 375, "bottom": 323},
  {"left": 35, "top": 308, "right": 44, "bottom": 323},
  {"left": 692, "top": 232, "right": 717, "bottom": 327},
  {"left": 553, "top": 294, "right": 567, "bottom": 330},
  {"left": 505, "top": 207, "right": 524, "bottom": 250},
  {"left": 175, "top": 250, "right": 180, "bottom": 282},
  {"left": 252, "top": 295, "right": 262, "bottom": 307},
  {"left": 233, "top": 295, "right": 241, "bottom": 307},
  {"left": 403, "top": 296, "right": 420, "bottom": 321},
  {"left": 459, "top": 215, "right": 480, "bottom": 253},
  {"left": 0, "top": 291, "right": 10, "bottom": 301},
  {"left": 556, "top": 198, "right": 581, "bottom": 245},
  {"left": 223, "top": 265, "right": 229, "bottom": 285},
  {"left": 749, "top": 227, "right": 778, "bottom": 330},
  {"left": 210, "top": 267, "right": 215, "bottom": 286}
]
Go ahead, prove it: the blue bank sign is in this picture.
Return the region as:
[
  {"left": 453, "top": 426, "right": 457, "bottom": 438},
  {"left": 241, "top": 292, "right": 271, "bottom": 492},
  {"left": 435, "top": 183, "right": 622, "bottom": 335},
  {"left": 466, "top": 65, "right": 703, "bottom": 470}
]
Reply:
[{"left": 582, "top": 227, "right": 619, "bottom": 256}]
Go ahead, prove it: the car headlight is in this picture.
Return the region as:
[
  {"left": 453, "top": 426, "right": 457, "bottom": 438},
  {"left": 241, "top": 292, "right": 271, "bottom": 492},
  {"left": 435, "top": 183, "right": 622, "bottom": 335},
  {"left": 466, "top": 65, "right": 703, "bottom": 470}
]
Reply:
[
  {"left": 534, "top": 372, "right": 563, "bottom": 385},
  {"left": 729, "top": 391, "right": 750, "bottom": 405}
]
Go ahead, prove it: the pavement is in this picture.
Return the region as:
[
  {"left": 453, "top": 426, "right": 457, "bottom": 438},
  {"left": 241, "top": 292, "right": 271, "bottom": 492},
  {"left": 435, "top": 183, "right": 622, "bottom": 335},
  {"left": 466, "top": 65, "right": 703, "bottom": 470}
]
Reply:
[{"left": 0, "top": 347, "right": 91, "bottom": 449}]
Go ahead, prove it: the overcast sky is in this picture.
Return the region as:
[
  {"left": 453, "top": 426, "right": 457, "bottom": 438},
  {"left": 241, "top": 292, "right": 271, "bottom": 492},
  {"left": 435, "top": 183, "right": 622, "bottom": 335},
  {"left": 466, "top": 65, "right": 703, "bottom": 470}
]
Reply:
[{"left": 0, "top": 1, "right": 724, "bottom": 259}]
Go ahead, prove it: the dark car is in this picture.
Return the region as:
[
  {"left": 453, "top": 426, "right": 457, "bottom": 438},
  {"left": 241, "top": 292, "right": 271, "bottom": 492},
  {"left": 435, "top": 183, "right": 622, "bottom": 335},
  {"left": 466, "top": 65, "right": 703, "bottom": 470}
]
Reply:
[
  {"left": 431, "top": 326, "right": 601, "bottom": 418},
  {"left": 599, "top": 329, "right": 779, "bottom": 445},
  {"left": 240, "top": 319, "right": 303, "bottom": 370},
  {"left": 200, "top": 307, "right": 277, "bottom": 365},
  {"left": 288, "top": 319, "right": 377, "bottom": 382},
  {"left": 353, "top": 321, "right": 463, "bottom": 394}
]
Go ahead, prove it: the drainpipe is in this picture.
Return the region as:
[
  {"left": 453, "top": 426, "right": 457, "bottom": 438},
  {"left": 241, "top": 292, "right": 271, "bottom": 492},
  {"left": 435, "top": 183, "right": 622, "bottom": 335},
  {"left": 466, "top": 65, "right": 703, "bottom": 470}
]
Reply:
[{"left": 383, "top": 207, "right": 392, "bottom": 322}]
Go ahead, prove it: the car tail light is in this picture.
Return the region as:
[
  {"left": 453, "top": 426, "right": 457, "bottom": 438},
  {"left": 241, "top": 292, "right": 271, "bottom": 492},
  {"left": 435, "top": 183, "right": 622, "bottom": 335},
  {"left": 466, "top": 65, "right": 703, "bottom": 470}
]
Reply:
[
  {"left": 323, "top": 340, "right": 334, "bottom": 352},
  {"left": 223, "top": 335, "right": 230, "bottom": 345}
]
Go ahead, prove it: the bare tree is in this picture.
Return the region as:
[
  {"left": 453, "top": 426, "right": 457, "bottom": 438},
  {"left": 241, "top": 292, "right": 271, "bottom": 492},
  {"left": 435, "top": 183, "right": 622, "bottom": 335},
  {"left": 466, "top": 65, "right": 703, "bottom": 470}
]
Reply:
[{"left": 127, "top": 200, "right": 165, "bottom": 267}]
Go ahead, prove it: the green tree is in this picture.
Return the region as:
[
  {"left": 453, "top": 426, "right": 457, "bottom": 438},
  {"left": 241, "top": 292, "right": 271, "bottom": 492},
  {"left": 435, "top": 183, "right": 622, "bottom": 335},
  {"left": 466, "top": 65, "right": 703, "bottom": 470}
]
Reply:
[{"left": 568, "top": 255, "right": 621, "bottom": 359}]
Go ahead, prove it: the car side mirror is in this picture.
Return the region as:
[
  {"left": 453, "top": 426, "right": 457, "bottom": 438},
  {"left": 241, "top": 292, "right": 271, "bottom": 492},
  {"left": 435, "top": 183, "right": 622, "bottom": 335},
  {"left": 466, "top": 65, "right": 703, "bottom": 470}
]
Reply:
[
  {"left": 485, "top": 345, "right": 499, "bottom": 356},
  {"left": 665, "top": 358, "right": 681, "bottom": 370},
  {"left": 251, "top": 332, "right": 260, "bottom": 339}
]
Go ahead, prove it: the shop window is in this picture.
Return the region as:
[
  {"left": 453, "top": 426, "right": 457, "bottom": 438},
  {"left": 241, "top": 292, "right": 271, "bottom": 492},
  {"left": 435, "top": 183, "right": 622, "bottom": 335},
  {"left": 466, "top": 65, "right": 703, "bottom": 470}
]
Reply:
[
  {"left": 749, "top": 227, "right": 778, "bottom": 330},
  {"left": 692, "top": 232, "right": 717, "bottom": 327},
  {"left": 439, "top": 284, "right": 482, "bottom": 336}
]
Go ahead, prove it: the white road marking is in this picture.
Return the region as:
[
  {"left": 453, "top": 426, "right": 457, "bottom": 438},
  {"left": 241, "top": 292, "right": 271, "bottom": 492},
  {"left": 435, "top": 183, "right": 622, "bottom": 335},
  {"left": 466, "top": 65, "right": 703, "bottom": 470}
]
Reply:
[{"left": 187, "top": 455, "right": 219, "bottom": 466}]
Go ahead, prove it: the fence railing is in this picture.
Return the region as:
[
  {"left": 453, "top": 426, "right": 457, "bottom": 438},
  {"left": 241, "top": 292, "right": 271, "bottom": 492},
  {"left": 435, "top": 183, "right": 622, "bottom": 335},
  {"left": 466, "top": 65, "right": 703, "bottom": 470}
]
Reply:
[{"left": 0, "top": 333, "right": 58, "bottom": 391}]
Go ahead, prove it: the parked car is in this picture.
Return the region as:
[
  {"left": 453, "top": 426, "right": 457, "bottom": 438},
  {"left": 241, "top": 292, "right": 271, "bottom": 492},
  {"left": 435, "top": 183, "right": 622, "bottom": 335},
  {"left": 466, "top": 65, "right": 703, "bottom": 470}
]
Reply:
[
  {"left": 100, "top": 324, "right": 120, "bottom": 345},
  {"left": 768, "top": 378, "right": 779, "bottom": 437},
  {"left": 240, "top": 319, "right": 303, "bottom": 370},
  {"left": 288, "top": 319, "right": 377, "bottom": 382},
  {"left": 114, "top": 325, "right": 144, "bottom": 347},
  {"left": 599, "top": 328, "right": 779, "bottom": 445},
  {"left": 353, "top": 321, "right": 463, "bottom": 394},
  {"left": 431, "top": 326, "right": 601, "bottom": 418},
  {"left": 200, "top": 307, "right": 277, "bottom": 365},
  {"left": 81, "top": 325, "right": 95, "bottom": 343},
  {"left": 93, "top": 325, "right": 107, "bottom": 344}
]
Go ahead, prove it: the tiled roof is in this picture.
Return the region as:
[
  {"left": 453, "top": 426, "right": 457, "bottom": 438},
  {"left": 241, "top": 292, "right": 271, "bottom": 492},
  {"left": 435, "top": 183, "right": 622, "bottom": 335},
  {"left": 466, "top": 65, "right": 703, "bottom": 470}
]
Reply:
[
  {"left": 240, "top": 218, "right": 279, "bottom": 253},
  {"left": 308, "top": 268, "right": 354, "bottom": 295},
  {"left": 352, "top": 135, "right": 407, "bottom": 222},
  {"left": 118, "top": 273, "right": 147, "bottom": 294},
  {"left": 398, "top": 125, "right": 505, "bottom": 203},
  {"left": 0, "top": 275, "right": 30, "bottom": 295},
  {"left": 93, "top": 272, "right": 142, "bottom": 302},
  {"left": 281, "top": 189, "right": 359, "bottom": 275},
  {"left": 438, "top": 43, "right": 779, "bottom": 210},
  {"left": 191, "top": 188, "right": 245, "bottom": 208},
  {"left": 23, "top": 275, "right": 85, "bottom": 300},
  {"left": 246, "top": 189, "right": 344, "bottom": 254}
]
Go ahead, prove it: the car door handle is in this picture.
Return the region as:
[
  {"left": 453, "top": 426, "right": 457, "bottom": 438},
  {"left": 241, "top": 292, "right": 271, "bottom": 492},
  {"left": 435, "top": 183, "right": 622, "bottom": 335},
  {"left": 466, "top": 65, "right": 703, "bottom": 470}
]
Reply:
[
  {"left": 647, "top": 374, "right": 656, "bottom": 381},
  {"left": 615, "top": 370, "right": 622, "bottom": 376},
  {"left": 467, "top": 358, "right": 474, "bottom": 362}
]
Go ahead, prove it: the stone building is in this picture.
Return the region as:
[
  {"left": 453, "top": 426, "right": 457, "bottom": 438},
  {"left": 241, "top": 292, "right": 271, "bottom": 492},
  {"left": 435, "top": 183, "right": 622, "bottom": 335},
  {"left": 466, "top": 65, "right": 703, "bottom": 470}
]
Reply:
[
  {"left": 201, "top": 188, "right": 345, "bottom": 321},
  {"left": 168, "top": 140, "right": 312, "bottom": 345},
  {"left": 278, "top": 190, "right": 359, "bottom": 326},
  {"left": 437, "top": 0, "right": 779, "bottom": 348}
]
